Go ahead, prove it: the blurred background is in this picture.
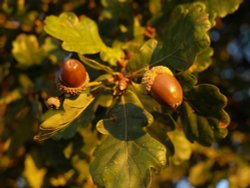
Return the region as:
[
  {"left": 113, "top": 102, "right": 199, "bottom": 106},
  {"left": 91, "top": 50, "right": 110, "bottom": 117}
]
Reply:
[{"left": 0, "top": 0, "right": 250, "bottom": 187}]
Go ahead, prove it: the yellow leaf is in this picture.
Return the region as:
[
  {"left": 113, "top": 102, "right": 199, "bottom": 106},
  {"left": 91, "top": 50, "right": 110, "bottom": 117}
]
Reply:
[{"left": 23, "top": 155, "right": 47, "bottom": 188}]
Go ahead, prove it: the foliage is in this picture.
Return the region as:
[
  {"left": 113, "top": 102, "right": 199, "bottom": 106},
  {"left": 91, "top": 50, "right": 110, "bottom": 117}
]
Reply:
[{"left": 0, "top": 0, "right": 249, "bottom": 188}]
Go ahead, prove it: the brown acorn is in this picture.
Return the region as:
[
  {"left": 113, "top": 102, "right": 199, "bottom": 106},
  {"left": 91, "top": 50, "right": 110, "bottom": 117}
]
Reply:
[
  {"left": 56, "top": 59, "right": 89, "bottom": 95},
  {"left": 142, "top": 66, "right": 183, "bottom": 108}
]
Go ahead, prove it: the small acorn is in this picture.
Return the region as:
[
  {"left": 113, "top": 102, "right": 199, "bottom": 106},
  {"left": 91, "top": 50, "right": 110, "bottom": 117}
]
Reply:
[
  {"left": 47, "top": 97, "right": 60, "bottom": 109},
  {"left": 56, "top": 58, "right": 89, "bottom": 95},
  {"left": 142, "top": 66, "right": 183, "bottom": 109}
]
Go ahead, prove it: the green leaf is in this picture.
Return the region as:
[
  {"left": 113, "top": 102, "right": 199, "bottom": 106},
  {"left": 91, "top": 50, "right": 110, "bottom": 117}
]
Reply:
[
  {"left": 176, "top": 71, "right": 198, "bottom": 93},
  {"left": 90, "top": 93, "right": 166, "bottom": 188},
  {"left": 100, "top": 47, "right": 125, "bottom": 66},
  {"left": 203, "top": 0, "right": 243, "bottom": 26},
  {"left": 146, "top": 112, "right": 176, "bottom": 156},
  {"left": 149, "top": 0, "right": 162, "bottom": 15},
  {"left": 151, "top": 2, "right": 211, "bottom": 71},
  {"left": 78, "top": 55, "right": 113, "bottom": 73},
  {"left": 44, "top": 12, "right": 106, "bottom": 54},
  {"left": 34, "top": 93, "right": 94, "bottom": 141},
  {"left": 188, "top": 47, "right": 214, "bottom": 73},
  {"left": 12, "top": 34, "right": 46, "bottom": 68},
  {"left": 178, "top": 81, "right": 230, "bottom": 146},
  {"left": 44, "top": 12, "right": 124, "bottom": 66},
  {"left": 42, "top": 37, "right": 69, "bottom": 63},
  {"left": 127, "top": 83, "right": 161, "bottom": 113},
  {"left": 126, "top": 39, "right": 158, "bottom": 72},
  {"left": 96, "top": 91, "right": 153, "bottom": 140},
  {"left": 187, "top": 84, "right": 230, "bottom": 125},
  {"left": 188, "top": 160, "right": 214, "bottom": 186},
  {"left": 90, "top": 135, "right": 166, "bottom": 188},
  {"left": 168, "top": 129, "right": 192, "bottom": 165},
  {"left": 23, "top": 155, "right": 47, "bottom": 188},
  {"left": 180, "top": 102, "right": 213, "bottom": 145}
]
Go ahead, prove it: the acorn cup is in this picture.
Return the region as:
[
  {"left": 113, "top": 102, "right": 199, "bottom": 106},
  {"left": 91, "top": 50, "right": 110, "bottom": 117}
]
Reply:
[
  {"left": 56, "top": 58, "right": 89, "bottom": 95},
  {"left": 142, "top": 66, "right": 183, "bottom": 109}
]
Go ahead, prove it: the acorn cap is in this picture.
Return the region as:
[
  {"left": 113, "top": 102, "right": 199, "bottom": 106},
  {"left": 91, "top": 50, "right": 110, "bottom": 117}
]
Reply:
[{"left": 141, "top": 66, "right": 173, "bottom": 92}]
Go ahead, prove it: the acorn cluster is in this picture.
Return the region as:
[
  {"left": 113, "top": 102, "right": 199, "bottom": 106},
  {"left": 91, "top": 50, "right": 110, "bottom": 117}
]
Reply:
[{"left": 50, "top": 58, "right": 183, "bottom": 110}]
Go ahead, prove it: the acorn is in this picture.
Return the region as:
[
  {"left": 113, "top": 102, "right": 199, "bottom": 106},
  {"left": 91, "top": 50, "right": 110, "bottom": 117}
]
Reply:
[
  {"left": 56, "top": 59, "right": 89, "bottom": 95},
  {"left": 47, "top": 97, "right": 60, "bottom": 109},
  {"left": 142, "top": 66, "right": 183, "bottom": 109}
]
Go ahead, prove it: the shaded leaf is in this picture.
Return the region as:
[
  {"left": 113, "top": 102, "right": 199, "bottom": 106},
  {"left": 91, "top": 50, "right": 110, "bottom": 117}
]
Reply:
[
  {"left": 151, "top": 2, "right": 211, "bottom": 71},
  {"left": 188, "top": 47, "right": 214, "bottom": 73},
  {"left": 180, "top": 101, "right": 228, "bottom": 146},
  {"left": 146, "top": 112, "right": 176, "bottom": 156},
  {"left": 126, "top": 39, "right": 158, "bottom": 72},
  {"left": 187, "top": 84, "right": 230, "bottom": 125},
  {"left": 97, "top": 91, "right": 153, "bottom": 140},
  {"left": 128, "top": 83, "right": 161, "bottom": 113},
  {"left": 175, "top": 71, "right": 198, "bottom": 93},
  {"left": 90, "top": 94, "right": 166, "bottom": 188},
  {"left": 42, "top": 37, "right": 69, "bottom": 63},
  {"left": 90, "top": 136, "right": 166, "bottom": 188}
]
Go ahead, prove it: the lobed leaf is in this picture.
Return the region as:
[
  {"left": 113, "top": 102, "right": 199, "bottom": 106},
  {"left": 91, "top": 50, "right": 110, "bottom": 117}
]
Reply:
[
  {"left": 34, "top": 93, "right": 94, "bottom": 141},
  {"left": 202, "top": 0, "right": 244, "bottom": 26},
  {"left": 44, "top": 12, "right": 124, "bottom": 66},
  {"left": 12, "top": 34, "right": 46, "bottom": 68},
  {"left": 90, "top": 92, "right": 166, "bottom": 188},
  {"left": 126, "top": 39, "right": 158, "bottom": 72},
  {"left": 44, "top": 13, "right": 106, "bottom": 54},
  {"left": 179, "top": 84, "right": 230, "bottom": 146},
  {"left": 176, "top": 71, "right": 198, "bottom": 93},
  {"left": 151, "top": 2, "right": 211, "bottom": 71},
  {"left": 188, "top": 47, "right": 214, "bottom": 73}
]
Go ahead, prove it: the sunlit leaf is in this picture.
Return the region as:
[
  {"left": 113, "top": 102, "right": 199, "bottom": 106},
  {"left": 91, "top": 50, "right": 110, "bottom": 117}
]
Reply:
[
  {"left": 100, "top": 47, "right": 125, "bottom": 66},
  {"left": 203, "top": 0, "right": 244, "bottom": 26},
  {"left": 78, "top": 55, "right": 114, "bottom": 73},
  {"left": 12, "top": 34, "right": 46, "bottom": 68},
  {"left": 44, "top": 12, "right": 124, "bottom": 65},
  {"left": 34, "top": 93, "right": 94, "bottom": 141},
  {"left": 50, "top": 170, "right": 74, "bottom": 186},
  {"left": 168, "top": 129, "right": 192, "bottom": 165},
  {"left": 188, "top": 160, "right": 214, "bottom": 186},
  {"left": 149, "top": 0, "right": 162, "bottom": 15},
  {"left": 23, "top": 155, "right": 47, "bottom": 188}
]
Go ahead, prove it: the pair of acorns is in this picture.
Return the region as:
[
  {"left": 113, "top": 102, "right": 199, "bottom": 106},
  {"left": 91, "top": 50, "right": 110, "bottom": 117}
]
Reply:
[{"left": 55, "top": 59, "right": 183, "bottom": 109}]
